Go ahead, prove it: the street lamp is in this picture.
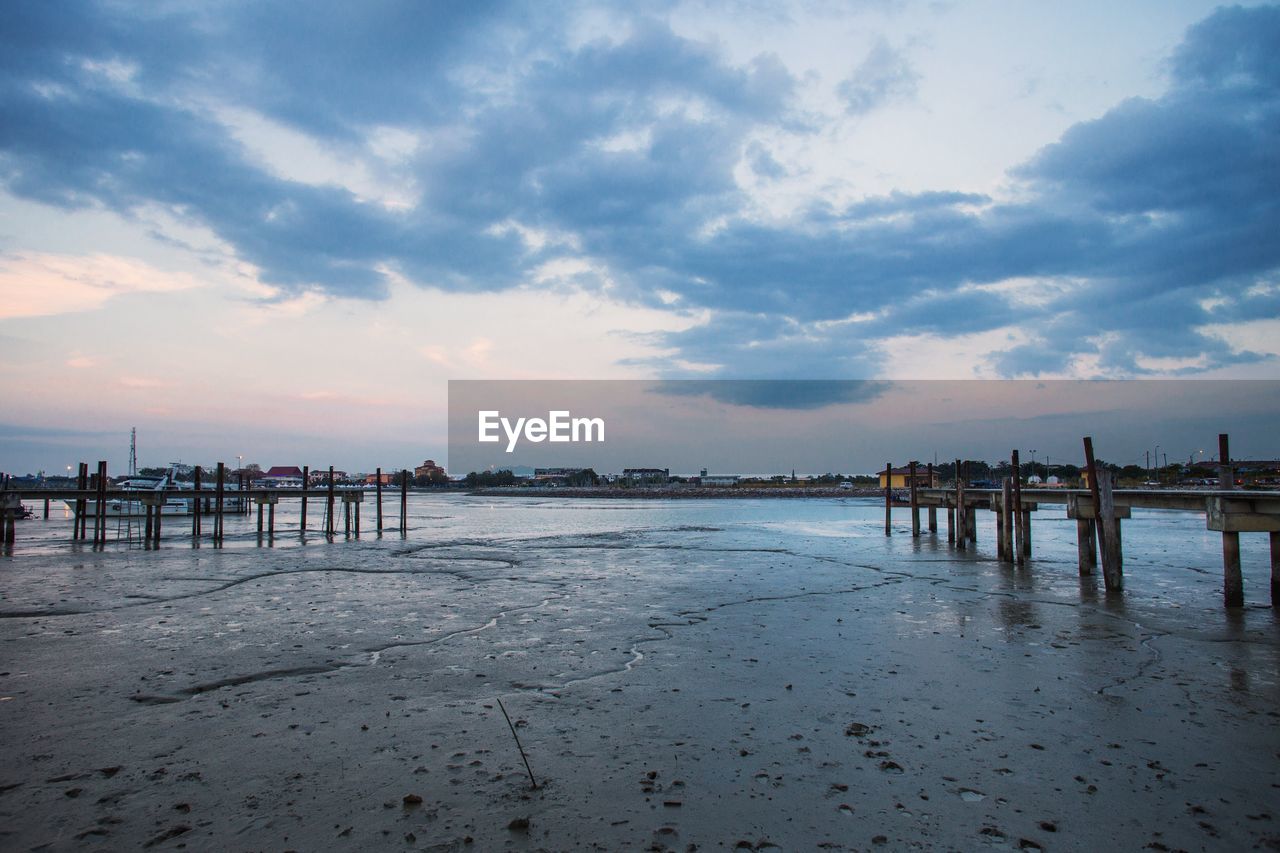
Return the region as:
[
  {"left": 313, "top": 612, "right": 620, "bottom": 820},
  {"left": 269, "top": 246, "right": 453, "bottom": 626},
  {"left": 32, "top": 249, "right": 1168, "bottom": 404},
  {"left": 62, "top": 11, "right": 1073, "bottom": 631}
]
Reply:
[
  {"left": 1154, "top": 445, "right": 1161, "bottom": 484},
  {"left": 1030, "top": 449, "right": 1037, "bottom": 482}
]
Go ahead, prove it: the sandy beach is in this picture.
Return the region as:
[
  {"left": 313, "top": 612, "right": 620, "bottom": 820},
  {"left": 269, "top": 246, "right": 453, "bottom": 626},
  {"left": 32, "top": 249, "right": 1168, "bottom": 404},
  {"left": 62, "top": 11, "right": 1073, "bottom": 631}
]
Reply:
[{"left": 1, "top": 495, "right": 1277, "bottom": 851}]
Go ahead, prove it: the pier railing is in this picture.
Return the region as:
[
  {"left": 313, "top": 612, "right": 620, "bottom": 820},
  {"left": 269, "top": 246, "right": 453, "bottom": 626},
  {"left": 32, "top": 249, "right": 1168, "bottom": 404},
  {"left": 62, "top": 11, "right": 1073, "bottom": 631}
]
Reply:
[
  {"left": 0, "top": 464, "right": 415, "bottom": 549},
  {"left": 884, "top": 433, "right": 1279, "bottom": 608}
]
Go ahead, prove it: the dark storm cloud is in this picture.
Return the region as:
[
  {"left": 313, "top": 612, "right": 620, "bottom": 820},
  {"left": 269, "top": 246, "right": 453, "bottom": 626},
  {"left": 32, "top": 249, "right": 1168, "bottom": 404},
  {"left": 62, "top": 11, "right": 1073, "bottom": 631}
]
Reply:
[
  {"left": 1, "top": 2, "right": 1277, "bottom": 376},
  {"left": 650, "top": 379, "right": 891, "bottom": 409}
]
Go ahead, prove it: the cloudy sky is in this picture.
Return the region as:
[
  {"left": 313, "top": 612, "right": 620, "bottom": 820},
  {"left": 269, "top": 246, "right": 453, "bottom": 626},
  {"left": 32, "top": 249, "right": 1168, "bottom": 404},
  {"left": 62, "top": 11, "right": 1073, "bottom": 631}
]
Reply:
[{"left": 2, "top": 1, "right": 1277, "bottom": 474}]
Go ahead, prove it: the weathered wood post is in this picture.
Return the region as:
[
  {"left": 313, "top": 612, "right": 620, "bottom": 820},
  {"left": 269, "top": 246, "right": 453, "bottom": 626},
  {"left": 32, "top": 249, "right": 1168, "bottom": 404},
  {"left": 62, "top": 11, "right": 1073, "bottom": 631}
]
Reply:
[
  {"left": 1012, "top": 450, "right": 1025, "bottom": 566},
  {"left": 354, "top": 495, "right": 360, "bottom": 537},
  {"left": 962, "top": 461, "right": 972, "bottom": 540},
  {"left": 301, "top": 465, "right": 309, "bottom": 531},
  {"left": 376, "top": 467, "right": 383, "bottom": 533},
  {"left": 400, "top": 469, "right": 408, "bottom": 536},
  {"left": 2, "top": 492, "right": 19, "bottom": 545},
  {"left": 344, "top": 496, "right": 351, "bottom": 537},
  {"left": 999, "top": 477, "right": 1013, "bottom": 562},
  {"left": 85, "top": 466, "right": 95, "bottom": 545},
  {"left": 43, "top": 498, "right": 49, "bottom": 519},
  {"left": 152, "top": 495, "right": 162, "bottom": 546},
  {"left": 268, "top": 498, "right": 275, "bottom": 537},
  {"left": 257, "top": 497, "right": 264, "bottom": 535},
  {"left": 1022, "top": 507, "right": 1032, "bottom": 557},
  {"left": 327, "top": 466, "right": 336, "bottom": 538},
  {"left": 909, "top": 461, "right": 920, "bottom": 537},
  {"left": 77, "top": 466, "right": 85, "bottom": 541},
  {"left": 1221, "top": 528, "right": 1243, "bottom": 607},
  {"left": 1097, "top": 468, "right": 1123, "bottom": 590},
  {"left": 144, "top": 503, "right": 154, "bottom": 548},
  {"left": 883, "top": 462, "right": 892, "bottom": 536},
  {"left": 1076, "top": 513, "right": 1096, "bottom": 575},
  {"left": 1270, "top": 532, "right": 1279, "bottom": 608},
  {"left": 214, "top": 462, "right": 225, "bottom": 544},
  {"left": 75, "top": 463, "right": 87, "bottom": 540},
  {"left": 1217, "top": 433, "right": 1242, "bottom": 607},
  {"left": 954, "top": 459, "right": 965, "bottom": 551},
  {"left": 1219, "top": 433, "right": 1233, "bottom": 490},
  {"left": 95, "top": 461, "right": 108, "bottom": 546},
  {"left": 100, "top": 460, "right": 110, "bottom": 544},
  {"left": 192, "top": 466, "right": 202, "bottom": 537},
  {"left": 1084, "top": 437, "right": 1123, "bottom": 591},
  {"left": 927, "top": 463, "right": 937, "bottom": 533}
]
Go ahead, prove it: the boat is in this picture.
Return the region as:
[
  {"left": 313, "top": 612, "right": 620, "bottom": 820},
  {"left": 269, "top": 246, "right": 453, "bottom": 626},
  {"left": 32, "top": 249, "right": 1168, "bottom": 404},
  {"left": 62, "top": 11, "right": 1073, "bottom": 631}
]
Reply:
[
  {"left": 66, "top": 470, "right": 188, "bottom": 518},
  {"left": 65, "top": 467, "right": 244, "bottom": 518}
]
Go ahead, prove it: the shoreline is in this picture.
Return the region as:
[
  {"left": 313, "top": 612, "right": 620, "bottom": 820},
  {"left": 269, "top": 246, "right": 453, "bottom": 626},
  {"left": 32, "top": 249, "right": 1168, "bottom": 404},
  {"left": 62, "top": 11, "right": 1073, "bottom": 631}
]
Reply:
[{"left": 468, "top": 485, "right": 885, "bottom": 499}]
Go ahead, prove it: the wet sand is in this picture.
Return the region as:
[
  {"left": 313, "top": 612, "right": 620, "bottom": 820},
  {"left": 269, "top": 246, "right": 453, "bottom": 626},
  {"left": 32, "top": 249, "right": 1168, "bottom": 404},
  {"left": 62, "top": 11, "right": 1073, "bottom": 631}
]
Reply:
[{"left": 1, "top": 496, "right": 1277, "bottom": 851}]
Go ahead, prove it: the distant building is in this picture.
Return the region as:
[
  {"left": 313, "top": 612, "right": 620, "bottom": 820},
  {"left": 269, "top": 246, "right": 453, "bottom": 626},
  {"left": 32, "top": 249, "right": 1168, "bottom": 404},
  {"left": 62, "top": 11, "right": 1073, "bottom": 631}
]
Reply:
[
  {"left": 415, "top": 459, "right": 446, "bottom": 479},
  {"left": 700, "top": 474, "right": 740, "bottom": 487},
  {"left": 533, "top": 467, "right": 584, "bottom": 480},
  {"left": 364, "top": 472, "right": 393, "bottom": 485},
  {"left": 878, "top": 466, "right": 938, "bottom": 489},
  {"left": 261, "top": 465, "right": 304, "bottom": 488},
  {"left": 622, "top": 467, "right": 669, "bottom": 485}
]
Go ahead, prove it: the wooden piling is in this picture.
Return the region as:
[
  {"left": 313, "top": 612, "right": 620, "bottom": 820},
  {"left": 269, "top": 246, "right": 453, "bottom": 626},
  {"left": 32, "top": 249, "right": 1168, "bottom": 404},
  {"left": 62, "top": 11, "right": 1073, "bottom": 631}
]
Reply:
[
  {"left": 1270, "top": 532, "right": 1279, "bottom": 608},
  {"left": 399, "top": 470, "right": 408, "bottom": 535},
  {"left": 1095, "top": 466, "right": 1124, "bottom": 591},
  {"left": 1012, "top": 450, "right": 1025, "bottom": 566},
  {"left": 268, "top": 500, "right": 275, "bottom": 536},
  {"left": 1222, "top": 531, "right": 1243, "bottom": 607},
  {"left": 152, "top": 498, "right": 162, "bottom": 546},
  {"left": 43, "top": 498, "right": 49, "bottom": 519},
  {"left": 3, "top": 492, "right": 17, "bottom": 545},
  {"left": 1217, "top": 432, "right": 1241, "bottom": 606},
  {"left": 344, "top": 498, "right": 351, "bottom": 537},
  {"left": 1219, "top": 433, "right": 1233, "bottom": 490},
  {"left": 375, "top": 467, "right": 383, "bottom": 533},
  {"left": 327, "top": 466, "right": 336, "bottom": 538},
  {"left": 301, "top": 465, "right": 309, "bottom": 531},
  {"left": 1076, "top": 518, "right": 1096, "bottom": 575},
  {"left": 95, "top": 461, "right": 108, "bottom": 546},
  {"left": 192, "top": 466, "right": 202, "bottom": 537},
  {"left": 214, "top": 462, "right": 225, "bottom": 544},
  {"left": 947, "top": 506, "right": 955, "bottom": 544},
  {"left": 954, "top": 459, "right": 965, "bottom": 551},
  {"left": 86, "top": 470, "right": 95, "bottom": 545},
  {"left": 927, "top": 463, "right": 937, "bottom": 533},
  {"left": 145, "top": 504, "right": 154, "bottom": 547},
  {"left": 1021, "top": 509, "right": 1032, "bottom": 558},
  {"left": 354, "top": 499, "right": 360, "bottom": 537},
  {"left": 1000, "top": 478, "right": 1013, "bottom": 562},
  {"left": 76, "top": 463, "right": 88, "bottom": 540},
  {"left": 883, "top": 462, "right": 892, "bottom": 536},
  {"left": 909, "top": 461, "right": 920, "bottom": 537},
  {"left": 257, "top": 500, "right": 264, "bottom": 534},
  {"left": 965, "top": 463, "right": 976, "bottom": 543}
]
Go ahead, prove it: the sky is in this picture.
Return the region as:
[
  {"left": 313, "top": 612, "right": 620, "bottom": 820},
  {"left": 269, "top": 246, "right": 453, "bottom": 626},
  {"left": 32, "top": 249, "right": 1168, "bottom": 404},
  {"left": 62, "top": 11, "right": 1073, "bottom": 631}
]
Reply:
[{"left": 1, "top": 1, "right": 1278, "bottom": 475}]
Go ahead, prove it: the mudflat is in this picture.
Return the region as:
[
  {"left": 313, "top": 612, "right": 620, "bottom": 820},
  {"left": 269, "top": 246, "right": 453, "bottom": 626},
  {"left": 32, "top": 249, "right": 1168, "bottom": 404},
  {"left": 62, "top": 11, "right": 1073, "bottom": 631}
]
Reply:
[{"left": 1, "top": 496, "right": 1277, "bottom": 851}]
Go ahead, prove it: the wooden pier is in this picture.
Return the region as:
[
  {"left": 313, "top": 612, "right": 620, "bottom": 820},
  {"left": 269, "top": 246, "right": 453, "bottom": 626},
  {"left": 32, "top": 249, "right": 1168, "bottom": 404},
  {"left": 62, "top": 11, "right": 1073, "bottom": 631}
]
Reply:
[
  {"left": 0, "top": 464, "right": 415, "bottom": 550},
  {"left": 887, "top": 434, "right": 1280, "bottom": 608}
]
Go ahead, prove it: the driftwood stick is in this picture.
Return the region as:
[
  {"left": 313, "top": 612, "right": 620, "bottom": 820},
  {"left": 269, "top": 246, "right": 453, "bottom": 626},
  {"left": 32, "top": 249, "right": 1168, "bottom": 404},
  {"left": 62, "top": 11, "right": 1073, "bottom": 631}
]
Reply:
[{"left": 496, "top": 697, "right": 538, "bottom": 789}]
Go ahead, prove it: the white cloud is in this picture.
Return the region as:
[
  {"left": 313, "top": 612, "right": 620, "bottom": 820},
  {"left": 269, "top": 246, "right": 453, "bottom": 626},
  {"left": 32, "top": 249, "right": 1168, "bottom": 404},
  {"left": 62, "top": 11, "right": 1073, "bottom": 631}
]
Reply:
[{"left": 0, "top": 253, "right": 201, "bottom": 319}]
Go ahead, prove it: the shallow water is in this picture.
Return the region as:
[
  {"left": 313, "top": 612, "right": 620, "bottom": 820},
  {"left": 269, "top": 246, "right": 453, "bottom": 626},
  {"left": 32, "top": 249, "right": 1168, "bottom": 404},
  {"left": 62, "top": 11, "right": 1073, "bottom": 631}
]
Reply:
[{"left": 1, "top": 494, "right": 1277, "bottom": 850}]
